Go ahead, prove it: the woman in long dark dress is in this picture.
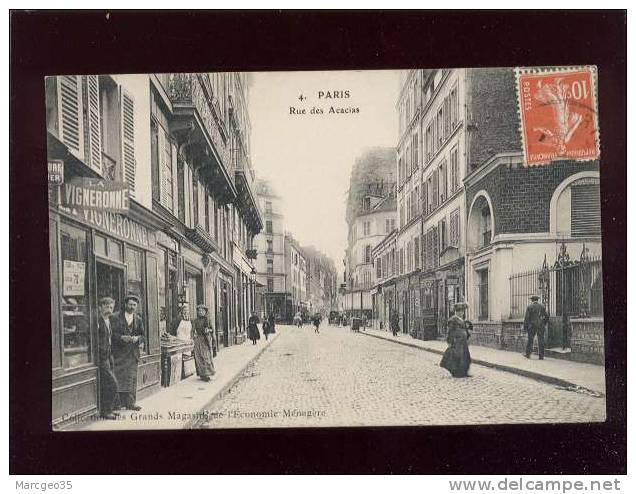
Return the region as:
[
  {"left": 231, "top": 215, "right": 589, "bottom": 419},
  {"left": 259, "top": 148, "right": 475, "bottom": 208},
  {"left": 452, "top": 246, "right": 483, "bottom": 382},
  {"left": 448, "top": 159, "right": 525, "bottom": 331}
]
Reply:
[
  {"left": 440, "top": 302, "right": 472, "bottom": 378},
  {"left": 191, "top": 305, "right": 215, "bottom": 381},
  {"left": 268, "top": 313, "right": 276, "bottom": 334},
  {"left": 247, "top": 312, "right": 261, "bottom": 345}
]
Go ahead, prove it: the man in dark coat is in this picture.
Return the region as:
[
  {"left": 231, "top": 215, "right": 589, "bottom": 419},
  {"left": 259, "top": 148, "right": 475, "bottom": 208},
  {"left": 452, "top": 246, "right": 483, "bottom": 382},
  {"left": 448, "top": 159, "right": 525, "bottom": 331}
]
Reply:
[
  {"left": 390, "top": 311, "right": 400, "bottom": 337},
  {"left": 524, "top": 294, "right": 549, "bottom": 360},
  {"left": 97, "top": 297, "right": 119, "bottom": 419},
  {"left": 312, "top": 313, "right": 321, "bottom": 334},
  {"left": 111, "top": 293, "right": 145, "bottom": 410}
]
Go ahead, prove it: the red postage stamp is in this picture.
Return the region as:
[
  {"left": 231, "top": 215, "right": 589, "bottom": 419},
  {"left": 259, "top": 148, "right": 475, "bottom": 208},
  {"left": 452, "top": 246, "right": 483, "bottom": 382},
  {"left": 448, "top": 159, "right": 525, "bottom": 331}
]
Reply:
[{"left": 516, "top": 66, "right": 599, "bottom": 166}]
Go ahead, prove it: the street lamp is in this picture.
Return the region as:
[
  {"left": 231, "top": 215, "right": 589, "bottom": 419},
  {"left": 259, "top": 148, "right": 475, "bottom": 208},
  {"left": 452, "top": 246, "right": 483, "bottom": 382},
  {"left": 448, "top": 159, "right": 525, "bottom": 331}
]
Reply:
[{"left": 250, "top": 266, "right": 256, "bottom": 314}]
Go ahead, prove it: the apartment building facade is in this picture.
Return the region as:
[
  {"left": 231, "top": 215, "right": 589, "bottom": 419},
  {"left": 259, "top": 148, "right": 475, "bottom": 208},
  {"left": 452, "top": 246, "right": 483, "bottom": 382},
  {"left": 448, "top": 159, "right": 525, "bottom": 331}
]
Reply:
[{"left": 47, "top": 72, "right": 262, "bottom": 426}]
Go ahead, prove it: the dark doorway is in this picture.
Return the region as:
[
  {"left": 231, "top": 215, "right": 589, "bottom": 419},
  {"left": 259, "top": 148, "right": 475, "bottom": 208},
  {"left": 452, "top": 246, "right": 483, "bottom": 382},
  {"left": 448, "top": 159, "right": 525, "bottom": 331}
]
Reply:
[
  {"left": 220, "top": 282, "right": 229, "bottom": 347},
  {"left": 96, "top": 261, "right": 125, "bottom": 313}
]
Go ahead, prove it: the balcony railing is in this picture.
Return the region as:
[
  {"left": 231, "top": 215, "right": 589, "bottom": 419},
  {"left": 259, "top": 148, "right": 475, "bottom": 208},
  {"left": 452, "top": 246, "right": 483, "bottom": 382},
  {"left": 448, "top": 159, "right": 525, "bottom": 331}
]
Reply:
[
  {"left": 155, "top": 73, "right": 171, "bottom": 93},
  {"left": 168, "top": 73, "right": 230, "bottom": 167}
]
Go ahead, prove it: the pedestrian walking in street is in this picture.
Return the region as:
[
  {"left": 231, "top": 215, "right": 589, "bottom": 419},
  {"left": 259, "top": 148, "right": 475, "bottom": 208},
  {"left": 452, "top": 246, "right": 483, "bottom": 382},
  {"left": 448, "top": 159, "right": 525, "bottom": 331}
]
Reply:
[
  {"left": 111, "top": 293, "right": 145, "bottom": 411},
  {"left": 294, "top": 311, "right": 303, "bottom": 327},
  {"left": 312, "top": 313, "right": 321, "bottom": 334},
  {"left": 523, "top": 294, "right": 549, "bottom": 360},
  {"left": 268, "top": 313, "right": 276, "bottom": 334},
  {"left": 440, "top": 302, "right": 472, "bottom": 378},
  {"left": 248, "top": 312, "right": 261, "bottom": 345},
  {"left": 191, "top": 305, "right": 215, "bottom": 382},
  {"left": 390, "top": 310, "right": 400, "bottom": 337},
  {"left": 262, "top": 316, "right": 272, "bottom": 341},
  {"left": 97, "top": 297, "right": 119, "bottom": 420}
]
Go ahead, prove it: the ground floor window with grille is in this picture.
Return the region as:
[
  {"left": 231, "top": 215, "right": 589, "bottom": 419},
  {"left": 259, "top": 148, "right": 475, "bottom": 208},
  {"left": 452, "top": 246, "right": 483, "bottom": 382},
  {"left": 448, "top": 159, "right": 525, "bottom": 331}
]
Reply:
[{"left": 476, "top": 268, "right": 489, "bottom": 320}]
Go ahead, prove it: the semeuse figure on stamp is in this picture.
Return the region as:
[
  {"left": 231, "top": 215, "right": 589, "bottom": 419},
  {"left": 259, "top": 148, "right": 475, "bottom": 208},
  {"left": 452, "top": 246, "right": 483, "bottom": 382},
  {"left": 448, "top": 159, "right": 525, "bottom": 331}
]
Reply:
[{"left": 440, "top": 302, "right": 472, "bottom": 378}]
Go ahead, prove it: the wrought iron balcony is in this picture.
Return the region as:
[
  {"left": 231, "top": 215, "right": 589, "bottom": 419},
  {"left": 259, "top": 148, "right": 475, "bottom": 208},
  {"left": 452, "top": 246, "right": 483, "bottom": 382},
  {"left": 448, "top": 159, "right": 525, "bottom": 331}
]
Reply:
[
  {"left": 167, "top": 73, "right": 236, "bottom": 205},
  {"left": 168, "top": 73, "right": 231, "bottom": 171},
  {"left": 185, "top": 224, "right": 218, "bottom": 254}
]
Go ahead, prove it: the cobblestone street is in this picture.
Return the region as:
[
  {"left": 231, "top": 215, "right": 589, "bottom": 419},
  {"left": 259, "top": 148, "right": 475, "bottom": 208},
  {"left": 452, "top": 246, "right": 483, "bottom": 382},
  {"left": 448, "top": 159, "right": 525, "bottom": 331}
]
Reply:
[{"left": 196, "top": 324, "right": 606, "bottom": 428}]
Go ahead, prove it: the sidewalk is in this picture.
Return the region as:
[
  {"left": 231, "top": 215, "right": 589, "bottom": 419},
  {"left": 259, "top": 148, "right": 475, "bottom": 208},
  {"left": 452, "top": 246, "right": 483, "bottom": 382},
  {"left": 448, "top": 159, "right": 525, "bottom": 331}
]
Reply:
[
  {"left": 68, "top": 330, "right": 281, "bottom": 431},
  {"left": 361, "top": 327, "right": 606, "bottom": 396}
]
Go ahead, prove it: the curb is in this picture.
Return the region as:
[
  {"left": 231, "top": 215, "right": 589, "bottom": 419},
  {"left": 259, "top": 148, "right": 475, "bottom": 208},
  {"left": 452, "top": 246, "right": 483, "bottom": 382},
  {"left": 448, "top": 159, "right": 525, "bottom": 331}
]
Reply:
[
  {"left": 361, "top": 331, "right": 605, "bottom": 397},
  {"left": 184, "top": 332, "right": 280, "bottom": 428}
]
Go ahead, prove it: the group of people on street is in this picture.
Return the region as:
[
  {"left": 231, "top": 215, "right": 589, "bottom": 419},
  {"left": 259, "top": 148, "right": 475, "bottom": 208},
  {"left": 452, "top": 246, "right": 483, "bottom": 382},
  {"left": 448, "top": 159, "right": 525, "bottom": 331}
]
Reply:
[
  {"left": 292, "top": 310, "right": 322, "bottom": 333},
  {"left": 247, "top": 312, "right": 276, "bottom": 344},
  {"left": 97, "top": 293, "right": 146, "bottom": 420},
  {"left": 439, "top": 294, "right": 549, "bottom": 379},
  {"left": 384, "top": 294, "right": 550, "bottom": 380},
  {"left": 98, "top": 294, "right": 220, "bottom": 421}
]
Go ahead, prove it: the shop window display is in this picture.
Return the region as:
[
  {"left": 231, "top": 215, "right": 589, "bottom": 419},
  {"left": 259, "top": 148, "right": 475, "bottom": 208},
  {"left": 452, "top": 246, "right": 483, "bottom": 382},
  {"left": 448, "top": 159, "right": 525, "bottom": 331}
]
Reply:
[{"left": 60, "top": 223, "right": 91, "bottom": 368}]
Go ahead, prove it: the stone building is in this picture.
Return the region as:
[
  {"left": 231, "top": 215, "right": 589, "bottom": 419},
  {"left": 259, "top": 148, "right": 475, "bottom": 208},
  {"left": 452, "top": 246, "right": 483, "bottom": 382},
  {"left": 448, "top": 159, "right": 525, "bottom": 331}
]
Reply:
[
  {"left": 371, "top": 228, "right": 398, "bottom": 330},
  {"left": 303, "top": 245, "right": 339, "bottom": 315},
  {"left": 343, "top": 148, "right": 397, "bottom": 319},
  {"left": 284, "top": 233, "right": 307, "bottom": 318},
  {"left": 253, "top": 179, "right": 289, "bottom": 319}
]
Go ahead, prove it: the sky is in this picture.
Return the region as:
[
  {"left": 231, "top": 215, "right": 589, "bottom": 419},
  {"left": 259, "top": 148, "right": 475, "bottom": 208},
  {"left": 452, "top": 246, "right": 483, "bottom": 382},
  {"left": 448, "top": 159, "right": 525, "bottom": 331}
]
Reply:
[{"left": 248, "top": 69, "right": 402, "bottom": 267}]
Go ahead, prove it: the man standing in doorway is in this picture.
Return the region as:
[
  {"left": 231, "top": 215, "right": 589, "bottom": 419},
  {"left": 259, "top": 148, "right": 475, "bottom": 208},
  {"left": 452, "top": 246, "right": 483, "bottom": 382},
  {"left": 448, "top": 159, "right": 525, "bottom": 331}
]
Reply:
[
  {"left": 112, "top": 293, "right": 145, "bottom": 410},
  {"left": 523, "top": 294, "right": 549, "bottom": 360},
  {"left": 97, "top": 297, "right": 119, "bottom": 419}
]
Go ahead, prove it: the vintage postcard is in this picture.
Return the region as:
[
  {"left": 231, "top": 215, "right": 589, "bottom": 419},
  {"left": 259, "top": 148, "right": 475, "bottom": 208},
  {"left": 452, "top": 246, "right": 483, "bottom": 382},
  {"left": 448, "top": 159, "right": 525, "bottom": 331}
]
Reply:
[{"left": 46, "top": 67, "right": 605, "bottom": 431}]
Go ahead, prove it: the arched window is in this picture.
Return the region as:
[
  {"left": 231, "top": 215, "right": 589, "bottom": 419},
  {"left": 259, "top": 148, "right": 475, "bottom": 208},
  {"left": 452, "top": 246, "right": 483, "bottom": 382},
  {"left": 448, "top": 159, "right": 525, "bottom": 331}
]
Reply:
[
  {"left": 551, "top": 173, "right": 601, "bottom": 237},
  {"left": 365, "top": 245, "right": 371, "bottom": 263},
  {"left": 467, "top": 192, "right": 494, "bottom": 252}
]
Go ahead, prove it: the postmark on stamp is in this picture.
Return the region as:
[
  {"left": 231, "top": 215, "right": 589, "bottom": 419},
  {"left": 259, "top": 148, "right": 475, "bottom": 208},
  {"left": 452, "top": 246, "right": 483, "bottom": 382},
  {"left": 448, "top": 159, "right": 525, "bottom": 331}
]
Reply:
[{"left": 516, "top": 66, "right": 599, "bottom": 166}]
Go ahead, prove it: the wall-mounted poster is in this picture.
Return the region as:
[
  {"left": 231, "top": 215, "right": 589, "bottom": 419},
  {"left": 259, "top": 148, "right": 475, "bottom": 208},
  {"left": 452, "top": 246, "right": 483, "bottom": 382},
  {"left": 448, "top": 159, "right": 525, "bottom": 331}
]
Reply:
[{"left": 63, "top": 260, "right": 85, "bottom": 296}]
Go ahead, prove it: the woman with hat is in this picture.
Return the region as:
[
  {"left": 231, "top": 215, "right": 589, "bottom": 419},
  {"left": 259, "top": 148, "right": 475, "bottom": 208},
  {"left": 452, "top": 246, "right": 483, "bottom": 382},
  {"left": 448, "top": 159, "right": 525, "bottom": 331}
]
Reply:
[
  {"left": 191, "top": 304, "right": 215, "bottom": 381},
  {"left": 247, "top": 311, "right": 261, "bottom": 345},
  {"left": 440, "top": 301, "right": 473, "bottom": 378}
]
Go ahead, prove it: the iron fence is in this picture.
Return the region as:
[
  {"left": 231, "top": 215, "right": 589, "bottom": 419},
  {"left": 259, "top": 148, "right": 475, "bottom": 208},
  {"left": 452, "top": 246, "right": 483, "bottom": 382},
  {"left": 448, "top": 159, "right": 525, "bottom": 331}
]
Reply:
[{"left": 509, "top": 243, "right": 603, "bottom": 319}]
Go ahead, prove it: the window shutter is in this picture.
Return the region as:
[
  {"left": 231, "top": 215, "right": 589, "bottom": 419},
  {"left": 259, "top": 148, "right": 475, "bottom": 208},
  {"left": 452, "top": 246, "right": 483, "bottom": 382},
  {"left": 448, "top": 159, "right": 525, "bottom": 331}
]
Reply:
[
  {"left": 82, "top": 75, "right": 102, "bottom": 173},
  {"left": 414, "top": 237, "right": 420, "bottom": 269},
  {"left": 432, "top": 227, "right": 439, "bottom": 267},
  {"left": 571, "top": 184, "right": 601, "bottom": 237},
  {"left": 158, "top": 129, "right": 167, "bottom": 205},
  {"left": 450, "top": 209, "right": 460, "bottom": 247},
  {"left": 120, "top": 87, "right": 136, "bottom": 197},
  {"left": 184, "top": 164, "right": 192, "bottom": 227},
  {"left": 57, "top": 75, "right": 84, "bottom": 158},
  {"left": 171, "top": 141, "right": 179, "bottom": 213}
]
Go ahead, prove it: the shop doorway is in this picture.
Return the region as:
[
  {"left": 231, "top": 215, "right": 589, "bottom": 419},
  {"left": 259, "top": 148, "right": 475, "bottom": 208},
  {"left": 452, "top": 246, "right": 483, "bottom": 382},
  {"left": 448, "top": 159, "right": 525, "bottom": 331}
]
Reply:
[
  {"left": 185, "top": 269, "right": 204, "bottom": 320},
  {"left": 96, "top": 261, "right": 125, "bottom": 313},
  {"left": 220, "top": 282, "right": 229, "bottom": 347},
  {"left": 402, "top": 291, "right": 409, "bottom": 334}
]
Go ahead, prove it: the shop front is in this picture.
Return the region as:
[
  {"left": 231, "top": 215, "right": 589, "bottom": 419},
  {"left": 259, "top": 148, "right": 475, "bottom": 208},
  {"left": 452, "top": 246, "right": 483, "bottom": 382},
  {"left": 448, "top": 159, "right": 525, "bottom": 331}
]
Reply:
[
  {"left": 434, "top": 259, "right": 465, "bottom": 338},
  {"left": 418, "top": 274, "right": 438, "bottom": 340},
  {"left": 50, "top": 199, "right": 164, "bottom": 427},
  {"left": 395, "top": 278, "right": 409, "bottom": 335},
  {"left": 217, "top": 270, "right": 235, "bottom": 347}
]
